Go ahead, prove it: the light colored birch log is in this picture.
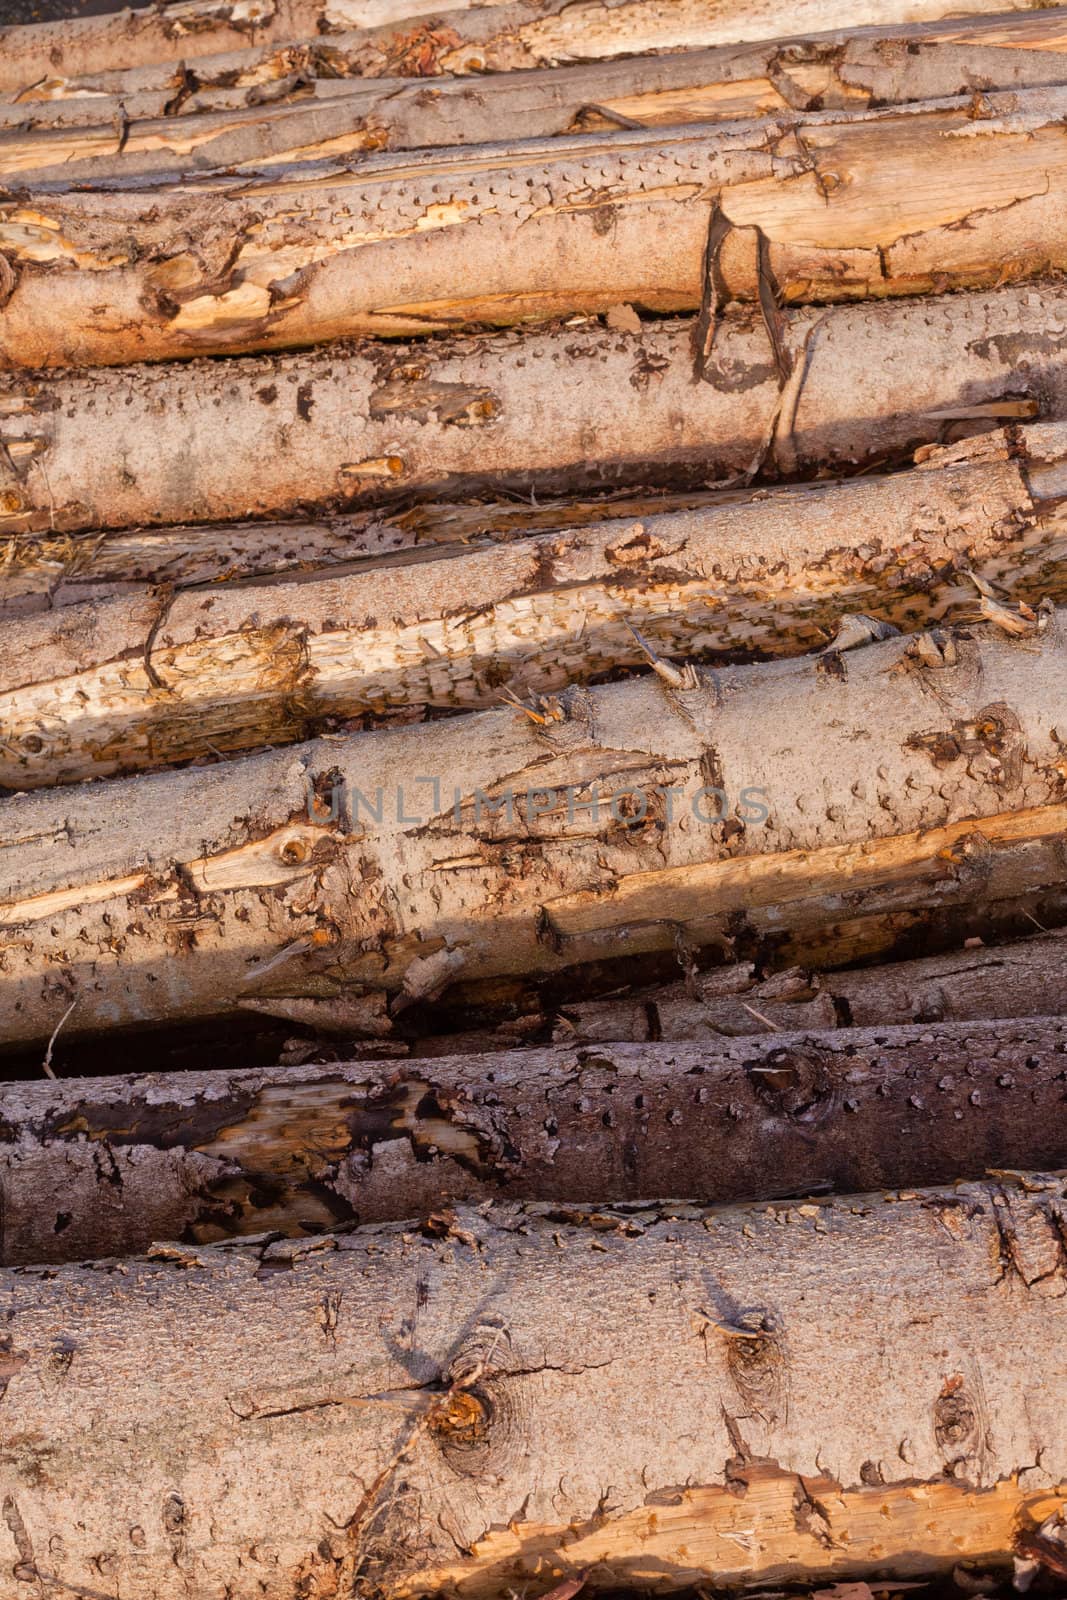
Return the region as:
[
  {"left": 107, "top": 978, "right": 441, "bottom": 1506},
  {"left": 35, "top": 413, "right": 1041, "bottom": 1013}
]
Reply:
[
  {"left": 2, "top": 0, "right": 1063, "bottom": 102},
  {"left": 0, "top": 617, "right": 1065, "bottom": 1049},
  {"left": 10, "top": 18, "right": 1067, "bottom": 182},
  {"left": 3, "top": 424, "right": 1066, "bottom": 788},
  {"left": 1, "top": 1180, "right": 1066, "bottom": 1596},
  {"left": 5, "top": 1018, "right": 1067, "bottom": 1265},
  {"left": 0, "top": 488, "right": 724, "bottom": 619},
  {"left": 5, "top": 89, "right": 1067, "bottom": 367},
  {"left": 2, "top": 283, "right": 1067, "bottom": 535},
  {"left": 0, "top": 0, "right": 503, "bottom": 96},
  {"left": 560, "top": 928, "right": 1067, "bottom": 1039}
]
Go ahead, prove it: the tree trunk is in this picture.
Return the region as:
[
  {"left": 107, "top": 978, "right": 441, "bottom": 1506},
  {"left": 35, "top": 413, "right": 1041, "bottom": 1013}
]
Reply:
[
  {"left": 10, "top": 20, "right": 1067, "bottom": 182},
  {"left": 2, "top": 1179, "right": 1066, "bottom": 1597},
  {"left": 3, "top": 283, "right": 1067, "bottom": 535},
  {"left": 6, "top": 1017, "right": 1067, "bottom": 1266},
  {"left": 3, "top": 424, "right": 1065, "bottom": 789},
  {"left": 5, "top": 91, "right": 1067, "bottom": 367},
  {"left": 2, "top": 0, "right": 1063, "bottom": 101},
  {"left": 1, "top": 618, "right": 1065, "bottom": 1049},
  {"left": 560, "top": 929, "right": 1067, "bottom": 1040}
]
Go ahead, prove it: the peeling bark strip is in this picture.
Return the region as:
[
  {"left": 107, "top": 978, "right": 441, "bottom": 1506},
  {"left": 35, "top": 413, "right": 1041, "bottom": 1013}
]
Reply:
[
  {"left": 12, "top": 23, "right": 1067, "bottom": 183},
  {"left": 562, "top": 929, "right": 1067, "bottom": 1041},
  {"left": 5, "top": 283, "right": 1067, "bottom": 534},
  {"left": 1, "top": 619, "right": 1065, "bottom": 1049},
  {"left": 4, "top": 425, "right": 1067, "bottom": 788},
  {"left": 2, "top": 1181, "right": 1067, "bottom": 1596},
  {"left": 2, "top": 0, "right": 1063, "bottom": 110},
  {"left": 6, "top": 1019, "right": 1067, "bottom": 1266},
  {"left": 7, "top": 91, "right": 1067, "bottom": 368}
]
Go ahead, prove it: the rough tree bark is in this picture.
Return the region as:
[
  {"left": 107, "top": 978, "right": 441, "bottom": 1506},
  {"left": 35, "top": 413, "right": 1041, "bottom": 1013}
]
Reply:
[
  {"left": 5, "top": 1018, "right": 1067, "bottom": 1265},
  {"left": 3, "top": 424, "right": 1066, "bottom": 788},
  {"left": 10, "top": 18, "right": 1067, "bottom": 181},
  {"left": 1, "top": 618, "right": 1065, "bottom": 1049},
  {"left": 5, "top": 90, "right": 1067, "bottom": 367},
  {"left": 2, "top": 283, "right": 1066, "bottom": 534},
  {"left": 560, "top": 928, "right": 1067, "bottom": 1039},
  {"left": 1, "top": 1180, "right": 1066, "bottom": 1597},
  {"left": 2, "top": 0, "right": 1063, "bottom": 103}
]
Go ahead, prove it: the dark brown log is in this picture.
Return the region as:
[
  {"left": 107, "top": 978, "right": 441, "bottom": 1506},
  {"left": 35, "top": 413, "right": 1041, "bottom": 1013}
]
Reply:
[{"left": 5, "top": 1017, "right": 1067, "bottom": 1267}]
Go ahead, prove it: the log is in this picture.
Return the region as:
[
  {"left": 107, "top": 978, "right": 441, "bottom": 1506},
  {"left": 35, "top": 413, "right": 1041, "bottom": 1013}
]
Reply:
[
  {"left": 560, "top": 928, "right": 1067, "bottom": 1040},
  {"left": 4, "top": 423, "right": 1066, "bottom": 788},
  {"left": 6, "top": 89, "right": 1067, "bottom": 367},
  {"left": 3, "top": 282, "right": 1067, "bottom": 534},
  {"left": 2, "top": 1179, "right": 1066, "bottom": 1597},
  {"left": 10, "top": 17, "right": 1067, "bottom": 182},
  {"left": 1, "top": 616, "right": 1065, "bottom": 1049},
  {"left": 0, "top": 0, "right": 500, "bottom": 96},
  {"left": 6, "top": 1018, "right": 1067, "bottom": 1266},
  {"left": 2, "top": 0, "right": 1063, "bottom": 103},
  {"left": 0, "top": 487, "right": 721, "bottom": 620}
]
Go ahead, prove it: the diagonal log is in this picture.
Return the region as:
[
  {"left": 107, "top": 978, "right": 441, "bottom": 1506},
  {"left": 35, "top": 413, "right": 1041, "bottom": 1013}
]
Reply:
[
  {"left": 2, "top": 424, "right": 1066, "bottom": 789},
  {"left": 1, "top": 1179, "right": 1066, "bottom": 1596},
  {"left": 10, "top": 18, "right": 1067, "bottom": 181},
  {"left": 2, "top": 282, "right": 1067, "bottom": 533},
  {"left": 0, "top": 617, "right": 1064, "bottom": 1049},
  {"left": 6, "top": 90, "right": 1067, "bottom": 366},
  {"left": 5, "top": 1018, "right": 1067, "bottom": 1265}
]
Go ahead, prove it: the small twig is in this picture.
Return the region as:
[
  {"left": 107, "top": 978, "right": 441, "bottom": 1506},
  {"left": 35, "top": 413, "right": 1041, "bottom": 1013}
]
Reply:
[
  {"left": 740, "top": 1001, "right": 781, "bottom": 1032},
  {"left": 42, "top": 996, "right": 78, "bottom": 1079},
  {"left": 575, "top": 101, "right": 644, "bottom": 129}
]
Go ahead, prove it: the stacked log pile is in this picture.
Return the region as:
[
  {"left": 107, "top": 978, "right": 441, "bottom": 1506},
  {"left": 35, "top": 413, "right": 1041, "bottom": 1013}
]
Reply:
[{"left": 2, "top": 0, "right": 1067, "bottom": 1596}]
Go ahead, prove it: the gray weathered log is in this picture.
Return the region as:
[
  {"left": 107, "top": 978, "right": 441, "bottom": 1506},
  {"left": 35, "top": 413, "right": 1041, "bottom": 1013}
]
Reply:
[
  {"left": 3, "top": 422, "right": 1065, "bottom": 788},
  {"left": 5, "top": 1018, "right": 1067, "bottom": 1266},
  {"left": 5, "top": 89, "right": 1067, "bottom": 367},
  {"left": 1, "top": 616, "right": 1065, "bottom": 1049},
  {"left": 1, "top": 1179, "right": 1066, "bottom": 1596},
  {"left": 2, "top": 283, "right": 1067, "bottom": 535},
  {"left": 10, "top": 19, "right": 1067, "bottom": 181},
  {"left": 561, "top": 928, "right": 1067, "bottom": 1040}
]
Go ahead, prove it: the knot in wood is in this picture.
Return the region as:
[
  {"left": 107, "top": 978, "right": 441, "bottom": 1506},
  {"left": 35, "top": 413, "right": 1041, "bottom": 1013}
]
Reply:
[{"left": 745, "top": 1045, "right": 836, "bottom": 1123}]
